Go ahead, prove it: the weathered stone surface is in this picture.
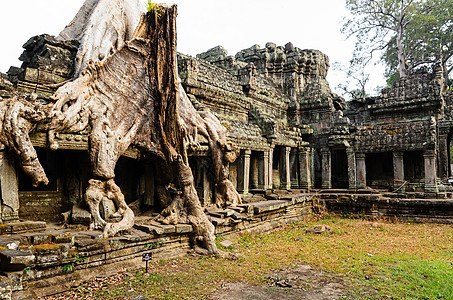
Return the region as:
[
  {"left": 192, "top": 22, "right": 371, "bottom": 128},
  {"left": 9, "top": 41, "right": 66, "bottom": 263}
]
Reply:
[
  {"left": 0, "top": 238, "right": 20, "bottom": 251},
  {"left": 21, "top": 233, "right": 51, "bottom": 245},
  {"left": 71, "top": 205, "right": 91, "bottom": 225},
  {"left": 1, "top": 272, "right": 23, "bottom": 292},
  {"left": 0, "top": 276, "right": 12, "bottom": 300},
  {"left": 0, "top": 250, "right": 34, "bottom": 271},
  {"left": 220, "top": 240, "right": 234, "bottom": 248},
  {"left": 10, "top": 289, "right": 38, "bottom": 300},
  {"left": 175, "top": 224, "right": 193, "bottom": 234}
]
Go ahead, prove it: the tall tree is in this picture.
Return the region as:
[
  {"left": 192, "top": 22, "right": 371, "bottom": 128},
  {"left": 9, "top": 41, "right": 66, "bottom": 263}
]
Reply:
[
  {"left": 343, "top": 0, "right": 430, "bottom": 78},
  {"left": 383, "top": 0, "right": 452, "bottom": 83}
]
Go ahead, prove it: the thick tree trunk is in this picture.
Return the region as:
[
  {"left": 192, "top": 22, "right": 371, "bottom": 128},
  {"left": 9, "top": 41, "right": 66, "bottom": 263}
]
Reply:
[
  {"left": 57, "top": 0, "right": 145, "bottom": 77},
  {"left": 396, "top": 25, "right": 407, "bottom": 78},
  {"left": 49, "top": 4, "right": 219, "bottom": 253}
]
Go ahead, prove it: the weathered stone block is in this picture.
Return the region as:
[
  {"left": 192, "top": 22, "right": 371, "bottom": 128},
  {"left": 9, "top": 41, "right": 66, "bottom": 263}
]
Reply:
[
  {"left": 50, "top": 232, "right": 74, "bottom": 244},
  {"left": 0, "top": 276, "right": 12, "bottom": 300},
  {"left": 133, "top": 224, "right": 163, "bottom": 235},
  {"left": 100, "top": 198, "right": 116, "bottom": 220},
  {"left": 175, "top": 224, "right": 193, "bottom": 234},
  {"left": 1, "top": 272, "right": 22, "bottom": 292},
  {"left": 71, "top": 205, "right": 91, "bottom": 225},
  {"left": 0, "top": 250, "right": 34, "bottom": 271},
  {"left": 32, "top": 244, "right": 64, "bottom": 256},
  {"left": 21, "top": 233, "right": 51, "bottom": 245},
  {"left": 0, "top": 238, "right": 20, "bottom": 251}
]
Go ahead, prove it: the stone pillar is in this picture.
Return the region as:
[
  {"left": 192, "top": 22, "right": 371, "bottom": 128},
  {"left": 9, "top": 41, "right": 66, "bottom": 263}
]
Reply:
[
  {"left": 346, "top": 148, "right": 356, "bottom": 190},
  {"left": 299, "top": 147, "right": 311, "bottom": 189},
  {"left": 140, "top": 162, "right": 155, "bottom": 206},
  {"left": 262, "top": 151, "right": 270, "bottom": 190},
  {"left": 268, "top": 148, "right": 274, "bottom": 190},
  {"left": 0, "top": 151, "right": 20, "bottom": 222},
  {"left": 356, "top": 153, "right": 366, "bottom": 189},
  {"left": 280, "top": 147, "right": 291, "bottom": 190},
  {"left": 237, "top": 149, "right": 251, "bottom": 195},
  {"left": 424, "top": 149, "right": 438, "bottom": 193},
  {"left": 393, "top": 152, "right": 405, "bottom": 189},
  {"left": 437, "top": 133, "right": 449, "bottom": 180},
  {"left": 321, "top": 148, "right": 331, "bottom": 189},
  {"left": 250, "top": 154, "right": 259, "bottom": 189},
  {"left": 310, "top": 148, "right": 315, "bottom": 186},
  {"left": 289, "top": 149, "right": 298, "bottom": 188}
]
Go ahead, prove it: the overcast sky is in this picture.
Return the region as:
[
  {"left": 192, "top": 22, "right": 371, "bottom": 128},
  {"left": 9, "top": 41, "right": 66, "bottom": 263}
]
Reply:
[{"left": 0, "top": 0, "right": 386, "bottom": 96}]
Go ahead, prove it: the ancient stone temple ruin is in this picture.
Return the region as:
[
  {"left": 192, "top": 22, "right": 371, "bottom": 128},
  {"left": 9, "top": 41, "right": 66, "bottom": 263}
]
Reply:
[{"left": 0, "top": 1, "right": 452, "bottom": 298}]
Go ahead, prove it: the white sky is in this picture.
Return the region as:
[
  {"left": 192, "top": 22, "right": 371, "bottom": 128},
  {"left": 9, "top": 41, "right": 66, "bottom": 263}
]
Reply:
[{"left": 0, "top": 0, "right": 386, "bottom": 96}]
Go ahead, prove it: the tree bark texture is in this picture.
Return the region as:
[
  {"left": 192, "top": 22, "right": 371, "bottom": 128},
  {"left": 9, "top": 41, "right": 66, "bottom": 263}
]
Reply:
[
  {"left": 1, "top": 2, "right": 241, "bottom": 254},
  {"left": 0, "top": 98, "right": 49, "bottom": 187},
  {"left": 57, "top": 0, "right": 145, "bottom": 77},
  {"left": 48, "top": 4, "right": 223, "bottom": 253}
]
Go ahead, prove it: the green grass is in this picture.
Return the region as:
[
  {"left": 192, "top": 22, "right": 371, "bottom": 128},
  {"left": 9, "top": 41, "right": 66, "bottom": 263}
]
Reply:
[{"left": 54, "top": 215, "right": 453, "bottom": 300}]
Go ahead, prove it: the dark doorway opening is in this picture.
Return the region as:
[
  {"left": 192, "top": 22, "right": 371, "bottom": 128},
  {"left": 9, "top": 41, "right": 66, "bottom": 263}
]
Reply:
[
  {"left": 365, "top": 152, "right": 393, "bottom": 190},
  {"left": 331, "top": 148, "right": 348, "bottom": 188}
]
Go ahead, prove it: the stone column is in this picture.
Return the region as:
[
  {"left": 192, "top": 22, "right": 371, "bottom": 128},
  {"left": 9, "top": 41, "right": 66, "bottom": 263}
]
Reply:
[
  {"left": 321, "top": 148, "right": 331, "bottom": 189},
  {"left": 250, "top": 153, "right": 259, "bottom": 189},
  {"left": 437, "top": 133, "right": 449, "bottom": 180},
  {"left": 280, "top": 147, "right": 291, "bottom": 190},
  {"left": 0, "top": 151, "right": 20, "bottom": 222},
  {"left": 268, "top": 148, "right": 274, "bottom": 190},
  {"left": 237, "top": 149, "right": 251, "bottom": 195},
  {"left": 424, "top": 149, "right": 438, "bottom": 193},
  {"left": 356, "top": 153, "right": 366, "bottom": 189},
  {"left": 393, "top": 152, "right": 405, "bottom": 190},
  {"left": 289, "top": 149, "right": 298, "bottom": 188},
  {"left": 346, "top": 148, "right": 356, "bottom": 190},
  {"left": 299, "top": 147, "right": 311, "bottom": 189},
  {"left": 310, "top": 148, "right": 315, "bottom": 186},
  {"left": 142, "top": 162, "right": 155, "bottom": 206},
  {"left": 262, "top": 151, "right": 270, "bottom": 190}
]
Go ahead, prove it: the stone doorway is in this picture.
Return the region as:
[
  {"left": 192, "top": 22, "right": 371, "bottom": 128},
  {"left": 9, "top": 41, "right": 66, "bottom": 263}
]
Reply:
[
  {"left": 365, "top": 152, "right": 393, "bottom": 190},
  {"left": 331, "top": 148, "right": 348, "bottom": 189}
]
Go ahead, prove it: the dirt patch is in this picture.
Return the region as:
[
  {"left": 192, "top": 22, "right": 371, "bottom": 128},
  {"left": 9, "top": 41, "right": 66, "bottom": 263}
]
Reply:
[{"left": 212, "top": 265, "right": 346, "bottom": 300}]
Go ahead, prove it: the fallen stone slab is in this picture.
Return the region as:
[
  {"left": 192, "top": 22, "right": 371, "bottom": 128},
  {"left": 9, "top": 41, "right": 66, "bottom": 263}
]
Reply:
[
  {"left": 0, "top": 276, "right": 12, "bottom": 300},
  {"left": 0, "top": 238, "right": 20, "bottom": 250},
  {"left": 0, "top": 250, "right": 35, "bottom": 271},
  {"left": 252, "top": 200, "right": 292, "bottom": 214},
  {"left": 133, "top": 224, "right": 164, "bottom": 235},
  {"left": 175, "top": 224, "right": 193, "bottom": 234},
  {"left": 220, "top": 240, "right": 234, "bottom": 248}
]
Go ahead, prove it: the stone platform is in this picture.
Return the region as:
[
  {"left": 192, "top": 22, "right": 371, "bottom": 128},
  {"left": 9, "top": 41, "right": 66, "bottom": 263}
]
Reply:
[
  {"left": 1, "top": 190, "right": 453, "bottom": 299},
  {"left": 0, "top": 193, "right": 312, "bottom": 298}
]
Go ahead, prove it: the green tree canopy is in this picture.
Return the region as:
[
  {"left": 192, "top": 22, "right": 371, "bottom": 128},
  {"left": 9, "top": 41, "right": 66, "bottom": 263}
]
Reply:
[{"left": 343, "top": 0, "right": 452, "bottom": 85}]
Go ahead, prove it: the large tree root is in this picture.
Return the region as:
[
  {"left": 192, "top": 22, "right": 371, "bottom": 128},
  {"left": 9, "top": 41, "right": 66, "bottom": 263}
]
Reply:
[{"left": 0, "top": 98, "right": 49, "bottom": 187}]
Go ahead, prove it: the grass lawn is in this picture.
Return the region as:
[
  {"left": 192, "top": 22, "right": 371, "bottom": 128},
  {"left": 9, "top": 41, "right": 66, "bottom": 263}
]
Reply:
[{"left": 47, "top": 215, "right": 453, "bottom": 299}]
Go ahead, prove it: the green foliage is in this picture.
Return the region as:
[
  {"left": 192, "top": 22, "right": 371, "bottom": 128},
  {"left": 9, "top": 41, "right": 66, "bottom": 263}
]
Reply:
[
  {"left": 146, "top": 0, "right": 161, "bottom": 17},
  {"left": 59, "top": 216, "right": 453, "bottom": 299},
  {"left": 63, "top": 264, "right": 74, "bottom": 272},
  {"left": 343, "top": 0, "right": 452, "bottom": 83},
  {"left": 144, "top": 241, "right": 163, "bottom": 249},
  {"left": 383, "top": 0, "right": 453, "bottom": 80},
  {"left": 386, "top": 71, "right": 400, "bottom": 87}
]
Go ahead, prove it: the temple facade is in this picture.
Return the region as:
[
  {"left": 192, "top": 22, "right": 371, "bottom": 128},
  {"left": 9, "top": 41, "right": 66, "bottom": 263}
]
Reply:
[{"left": 1, "top": 37, "right": 453, "bottom": 225}]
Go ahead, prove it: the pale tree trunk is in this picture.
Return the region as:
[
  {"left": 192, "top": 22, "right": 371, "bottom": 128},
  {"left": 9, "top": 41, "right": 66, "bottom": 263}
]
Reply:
[
  {"left": 49, "top": 4, "right": 220, "bottom": 253},
  {"left": 57, "top": 0, "right": 145, "bottom": 77},
  {"left": 396, "top": 24, "right": 407, "bottom": 78}
]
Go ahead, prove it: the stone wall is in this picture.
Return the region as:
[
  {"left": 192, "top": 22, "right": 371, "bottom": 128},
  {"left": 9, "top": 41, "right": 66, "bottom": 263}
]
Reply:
[{"left": 2, "top": 196, "right": 312, "bottom": 298}]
